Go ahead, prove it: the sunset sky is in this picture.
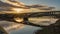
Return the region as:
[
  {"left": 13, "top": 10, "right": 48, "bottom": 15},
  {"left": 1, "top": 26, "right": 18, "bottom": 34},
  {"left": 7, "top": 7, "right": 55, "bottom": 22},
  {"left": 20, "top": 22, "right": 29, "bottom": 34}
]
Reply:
[{"left": 19, "top": 0, "right": 60, "bottom": 11}]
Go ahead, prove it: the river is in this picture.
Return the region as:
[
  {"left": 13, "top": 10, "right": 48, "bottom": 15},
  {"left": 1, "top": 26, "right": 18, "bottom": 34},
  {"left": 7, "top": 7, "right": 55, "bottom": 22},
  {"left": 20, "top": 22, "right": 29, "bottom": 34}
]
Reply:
[{"left": 0, "top": 21, "right": 42, "bottom": 34}]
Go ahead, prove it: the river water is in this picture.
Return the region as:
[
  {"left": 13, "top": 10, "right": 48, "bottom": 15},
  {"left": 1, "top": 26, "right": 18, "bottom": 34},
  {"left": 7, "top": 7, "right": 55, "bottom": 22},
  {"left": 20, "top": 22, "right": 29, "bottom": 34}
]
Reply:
[
  {"left": 10, "top": 25, "right": 42, "bottom": 34},
  {"left": 0, "top": 21, "right": 42, "bottom": 34}
]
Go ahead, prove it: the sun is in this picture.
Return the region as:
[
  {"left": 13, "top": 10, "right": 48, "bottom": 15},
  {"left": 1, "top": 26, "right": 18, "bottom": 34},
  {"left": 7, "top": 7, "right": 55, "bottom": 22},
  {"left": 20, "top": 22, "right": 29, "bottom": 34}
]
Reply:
[{"left": 12, "top": 8, "right": 24, "bottom": 13}]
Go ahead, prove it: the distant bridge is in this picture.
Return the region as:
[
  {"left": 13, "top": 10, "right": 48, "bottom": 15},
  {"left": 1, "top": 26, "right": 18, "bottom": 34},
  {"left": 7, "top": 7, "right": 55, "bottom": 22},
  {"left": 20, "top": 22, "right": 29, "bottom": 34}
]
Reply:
[{"left": 27, "top": 11, "right": 60, "bottom": 18}]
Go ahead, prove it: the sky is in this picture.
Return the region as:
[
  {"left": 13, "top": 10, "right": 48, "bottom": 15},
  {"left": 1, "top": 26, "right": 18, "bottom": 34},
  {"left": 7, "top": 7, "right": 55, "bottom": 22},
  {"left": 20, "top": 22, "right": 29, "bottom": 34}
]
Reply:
[{"left": 19, "top": 0, "right": 60, "bottom": 11}]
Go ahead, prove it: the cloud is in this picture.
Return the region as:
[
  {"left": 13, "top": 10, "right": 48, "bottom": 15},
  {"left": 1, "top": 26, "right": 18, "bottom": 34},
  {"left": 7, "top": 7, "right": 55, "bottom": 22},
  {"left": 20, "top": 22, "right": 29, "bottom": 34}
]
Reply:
[
  {"left": 0, "top": 7, "right": 12, "bottom": 11},
  {"left": 37, "top": 7, "right": 55, "bottom": 10},
  {"left": 26, "top": 5, "right": 46, "bottom": 8},
  {"left": 0, "top": 1, "right": 26, "bottom": 8},
  {"left": 6, "top": 0, "right": 26, "bottom": 8},
  {"left": 7, "top": 0, "right": 19, "bottom": 3},
  {"left": 25, "top": 5, "right": 55, "bottom": 10},
  {"left": 0, "top": 0, "right": 55, "bottom": 12},
  {"left": 0, "top": 0, "right": 27, "bottom": 11}
]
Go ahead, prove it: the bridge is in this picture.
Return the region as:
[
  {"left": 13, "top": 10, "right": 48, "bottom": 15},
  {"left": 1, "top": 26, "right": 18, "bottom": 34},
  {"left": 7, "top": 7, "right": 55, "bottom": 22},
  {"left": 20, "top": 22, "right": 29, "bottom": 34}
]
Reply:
[{"left": 26, "top": 11, "right": 60, "bottom": 18}]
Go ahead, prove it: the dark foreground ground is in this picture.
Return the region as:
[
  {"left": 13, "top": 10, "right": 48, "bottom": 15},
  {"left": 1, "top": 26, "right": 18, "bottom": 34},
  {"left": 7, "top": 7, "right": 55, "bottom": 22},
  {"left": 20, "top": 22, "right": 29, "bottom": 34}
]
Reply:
[{"left": 35, "top": 23, "right": 60, "bottom": 34}]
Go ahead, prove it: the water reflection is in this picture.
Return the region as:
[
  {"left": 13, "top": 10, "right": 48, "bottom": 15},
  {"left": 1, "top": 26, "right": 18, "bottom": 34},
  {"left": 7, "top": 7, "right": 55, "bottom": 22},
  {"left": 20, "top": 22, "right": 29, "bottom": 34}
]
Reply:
[
  {"left": 0, "top": 21, "right": 42, "bottom": 34},
  {"left": 0, "top": 18, "right": 60, "bottom": 34},
  {"left": 0, "top": 20, "right": 60, "bottom": 34},
  {"left": 28, "top": 17, "right": 58, "bottom": 26},
  {"left": 10, "top": 25, "right": 42, "bottom": 34}
]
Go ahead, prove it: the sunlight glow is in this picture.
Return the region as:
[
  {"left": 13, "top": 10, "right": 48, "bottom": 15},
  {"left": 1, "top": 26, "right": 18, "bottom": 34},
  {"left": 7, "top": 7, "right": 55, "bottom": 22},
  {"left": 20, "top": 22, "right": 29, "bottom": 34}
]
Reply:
[{"left": 12, "top": 8, "right": 24, "bottom": 13}]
